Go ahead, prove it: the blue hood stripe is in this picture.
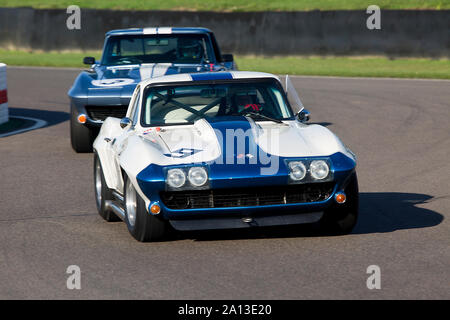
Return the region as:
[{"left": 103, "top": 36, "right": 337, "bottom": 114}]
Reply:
[
  {"left": 207, "top": 117, "right": 254, "bottom": 164},
  {"left": 191, "top": 72, "right": 233, "bottom": 81},
  {"left": 204, "top": 117, "right": 288, "bottom": 188}
]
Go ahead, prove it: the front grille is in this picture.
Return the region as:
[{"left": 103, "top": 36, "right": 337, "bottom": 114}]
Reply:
[
  {"left": 160, "top": 182, "right": 334, "bottom": 210},
  {"left": 85, "top": 105, "right": 128, "bottom": 121}
]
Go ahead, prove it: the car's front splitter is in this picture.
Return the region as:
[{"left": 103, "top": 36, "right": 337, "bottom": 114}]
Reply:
[{"left": 169, "top": 211, "right": 324, "bottom": 231}]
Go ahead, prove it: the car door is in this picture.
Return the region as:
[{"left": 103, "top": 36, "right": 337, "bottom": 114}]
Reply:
[{"left": 108, "top": 86, "right": 141, "bottom": 193}]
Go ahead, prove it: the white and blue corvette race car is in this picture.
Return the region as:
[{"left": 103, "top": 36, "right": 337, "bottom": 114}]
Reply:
[{"left": 93, "top": 71, "right": 358, "bottom": 241}]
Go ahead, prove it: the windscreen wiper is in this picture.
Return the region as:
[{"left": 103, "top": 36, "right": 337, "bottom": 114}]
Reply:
[{"left": 243, "top": 111, "right": 287, "bottom": 125}]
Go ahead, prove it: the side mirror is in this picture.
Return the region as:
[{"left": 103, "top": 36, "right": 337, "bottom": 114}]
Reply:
[
  {"left": 120, "top": 117, "right": 132, "bottom": 129},
  {"left": 222, "top": 54, "right": 234, "bottom": 63},
  {"left": 83, "top": 56, "right": 96, "bottom": 65},
  {"left": 297, "top": 109, "right": 310, "bottom": 123}
]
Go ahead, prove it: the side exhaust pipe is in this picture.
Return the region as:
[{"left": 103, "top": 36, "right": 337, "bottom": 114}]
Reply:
[{"left": 105, "top": 200, "right": 125, "bottom": 221}]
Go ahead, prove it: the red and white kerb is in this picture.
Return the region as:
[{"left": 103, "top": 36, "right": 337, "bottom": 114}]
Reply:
[{"left": 0, "top": 63, "right": 8, "bottom": 125}]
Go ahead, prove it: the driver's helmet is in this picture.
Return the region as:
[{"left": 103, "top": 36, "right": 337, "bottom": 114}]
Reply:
[
  {"left": 233, "top": 90, "right": 259, "bottom": 113},
  {"left": 177, "top": 39, "right": 202, "bottom": 59}
]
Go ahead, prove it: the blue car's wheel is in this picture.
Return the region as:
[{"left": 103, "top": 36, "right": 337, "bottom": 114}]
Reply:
[
  {"left": 124, "top": 176, "right": 167, "bottom": 242},
  {"left": 320, "top": 172, "right": 359, "bottom": 235}
]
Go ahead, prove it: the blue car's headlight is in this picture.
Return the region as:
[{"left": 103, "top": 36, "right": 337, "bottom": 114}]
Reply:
[
  {"left": 286, "top": 159, "right": 333, "bottom": 183},
  {"left": 310, "top": 160, "right": 330, "bottom": 180},
  {"left": 167, "top": 168, "right": 186, "bottom": 188},
  {"left": 288, "top": 161, "right": 307, "bottom": 181},
  {"left": 188, "top": 167, "right": 208, "bottom": 187},
  {"left": 166, "top": 166, "right": 209, "bottom": 190}
]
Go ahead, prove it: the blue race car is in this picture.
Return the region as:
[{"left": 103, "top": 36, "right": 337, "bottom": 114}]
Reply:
[{"left": 68, "top": 27, "right": 236, "bottom": 152}]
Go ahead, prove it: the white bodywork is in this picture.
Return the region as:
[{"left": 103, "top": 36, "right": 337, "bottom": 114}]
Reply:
[{"left": 93, "top": 71, "right": 354, "bottom": 211}]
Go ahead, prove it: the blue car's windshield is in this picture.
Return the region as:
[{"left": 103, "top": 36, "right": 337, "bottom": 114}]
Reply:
[
  {"left": 141, "top": 79, "right": 293, "bottom": 126},
  {"left": 102, "top": 34, "right": 213, "bottom": 66}
]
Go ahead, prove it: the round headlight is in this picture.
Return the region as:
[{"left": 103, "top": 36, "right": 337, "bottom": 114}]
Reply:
[
  {"left": 188, "top": 167, "right": 208, "bottom": 187},
  {"left": 289, "top": 161, "right": 307, "bottom": 181},
  {"left": 310, "top": 160, "right": 329, "bottom": 180},
  {"left": 167, "top": 168, "right": 186, "bottom": 188}
]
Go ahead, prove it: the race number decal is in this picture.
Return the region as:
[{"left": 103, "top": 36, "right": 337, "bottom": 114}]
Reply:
[{"left": 91, "top": 78, "right": 135, "bottom": 87}]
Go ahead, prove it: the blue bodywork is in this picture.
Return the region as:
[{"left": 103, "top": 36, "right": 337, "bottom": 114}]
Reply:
[
  {"left": 135, "top": 116, "right": 357, "bottom": 229},
  {"left": 137, "top": 153, "right": 355, "bottom": 217},
  {"left": 68, "top": 27, "right": 236, "bottom": 126}
]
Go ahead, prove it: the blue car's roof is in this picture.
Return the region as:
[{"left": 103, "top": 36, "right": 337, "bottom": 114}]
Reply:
[{"left": 106, "top": 27, "right": 212, "bottom": 36}]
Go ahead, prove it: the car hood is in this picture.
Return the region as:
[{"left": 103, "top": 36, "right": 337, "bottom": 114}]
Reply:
[
  {"left": 95, "top": 63, "right": 207, "bottom": 82},
  {"left": 86, "top": 63, "right": 209, "bottom": 105},
  {"left": 124, "top": 117, "right": 356, "bottom": 190},
  {"left": 137, "top": 117, "right": 349, "bottom": 165}
]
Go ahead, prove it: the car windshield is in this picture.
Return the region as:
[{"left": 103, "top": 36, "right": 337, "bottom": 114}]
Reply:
[
  {"left": 102, "top": 34, "right": 213, "bottom": 66},
  {"left": 141, "top": 79, "right": 293, "bottom": 126}
]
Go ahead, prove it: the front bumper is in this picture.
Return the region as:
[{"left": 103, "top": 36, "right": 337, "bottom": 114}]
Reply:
[
  {"left": 136, "top": 152, "right": 356, "bottom": 231},
  {"left": 77, "top": 105, "right": 130, "bottom": 127},
  {"left": 70, "top": 97, "right": 130, "bottom": 128},
  {"left": 157, "top": 187, "right": 335, "bottom": 231},
  {"left": 169, "top": 211, "right": 324, "bottom": 231}
]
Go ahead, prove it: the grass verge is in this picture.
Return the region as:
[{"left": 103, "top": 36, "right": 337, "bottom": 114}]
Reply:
[
  {"left": 236, "top": 56, "right": 450, "bottom": 79},
  {"left": 0, "top": 50, "right": 100, "bottom": 68},
  {"left": 0, "top": 50, "right": 449, "bottom": 79},
  {"left": 0, "top": 0, "right": 448, "bottom": 11}
]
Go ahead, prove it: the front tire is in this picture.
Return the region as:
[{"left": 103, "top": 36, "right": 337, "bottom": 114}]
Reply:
[
  {"left": 124, "top": 176, "right": 167, "bottom": 242},
  {"left": 320, "top": 172, "right": 359, "bottom": 235},
  {"left": 70, "top": 103, "right": 96, "bottom": 153},
  {"left": 94, "top": 153, "right": 120, "bottom": 222}
]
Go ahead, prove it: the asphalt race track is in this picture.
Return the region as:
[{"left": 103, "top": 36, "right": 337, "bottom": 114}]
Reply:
[{"left": 0, "top": 67, "right": 449, "bottom": 299}]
